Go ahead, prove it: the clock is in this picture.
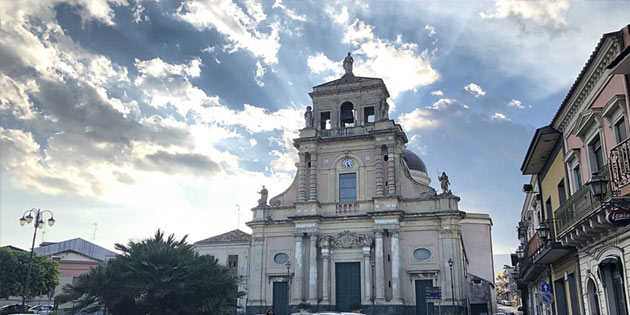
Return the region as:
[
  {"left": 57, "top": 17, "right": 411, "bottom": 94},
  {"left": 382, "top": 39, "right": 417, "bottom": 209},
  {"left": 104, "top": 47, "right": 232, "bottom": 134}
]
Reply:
[{"left": 341, "top": 158, "right": 354, "bottom": 169}]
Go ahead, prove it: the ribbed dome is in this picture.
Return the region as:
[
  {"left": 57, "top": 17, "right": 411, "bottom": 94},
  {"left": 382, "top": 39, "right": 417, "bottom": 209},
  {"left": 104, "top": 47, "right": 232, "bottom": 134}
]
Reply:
[{"left": 402, "top": 149, "right": 427, "bottom": 173}]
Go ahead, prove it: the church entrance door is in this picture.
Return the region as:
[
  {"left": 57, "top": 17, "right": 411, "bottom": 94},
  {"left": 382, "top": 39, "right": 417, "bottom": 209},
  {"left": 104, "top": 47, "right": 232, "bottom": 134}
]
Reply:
[
  {"left": 273, "top": 281, "right": 289, "bottom": 315},
  {"left": 415, "top": 280, "right": 435, "bottom": 315},
  {"left": 335, "top": 262, "right": 361, "bottom": 311}
]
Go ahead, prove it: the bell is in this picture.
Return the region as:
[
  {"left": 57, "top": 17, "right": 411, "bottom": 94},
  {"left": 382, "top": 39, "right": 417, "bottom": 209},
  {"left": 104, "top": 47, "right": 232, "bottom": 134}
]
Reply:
[{"left": 341, "top": 109, "right": 354, "bottom": 124}]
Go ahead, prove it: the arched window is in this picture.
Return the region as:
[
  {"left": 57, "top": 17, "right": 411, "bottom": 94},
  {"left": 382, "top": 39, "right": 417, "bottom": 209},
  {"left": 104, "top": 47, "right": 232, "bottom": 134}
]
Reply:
[
  {"left": 587, "top": 278, "right": 601, "bottom": 315},
  {"left": 599, "top": 257, "right": 627, "bottom": 315},
  {"left": 340, "top": 102, "right": 354, "bottom": 127}
]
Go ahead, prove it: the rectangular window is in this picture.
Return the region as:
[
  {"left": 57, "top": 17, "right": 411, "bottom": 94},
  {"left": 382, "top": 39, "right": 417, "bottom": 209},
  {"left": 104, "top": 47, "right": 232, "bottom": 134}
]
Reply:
[
  {"left": 228, "top": 255, "right": 238, "bottom": 275},
  {"left": 364, "top": 106, "right": 375, "bottom": 124},
  {"left": 589, "top": 136, "right": 604, "bottom": 171},
  {"left": 545, "top": 197, "right": 552, "bottom": 213},
  {"left": 320, "top": 112, "right": 331, "bottom": 130},
  {"left": 572, "top": 165, "right": 582, "bottom": 192},
  {"left": 558, "top": 180, "right": 566, "bottom": 204},
  {"left": 615, "top": 117, "right": 627, "bottom": 143},
  {"left": 339, "top": 173, "right": 357, "bottom": 202}
]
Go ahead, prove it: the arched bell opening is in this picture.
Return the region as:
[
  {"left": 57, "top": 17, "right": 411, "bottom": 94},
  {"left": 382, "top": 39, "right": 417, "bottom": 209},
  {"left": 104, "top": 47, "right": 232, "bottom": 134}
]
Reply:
[{"left": 340, "top": 102, "right": 355, "bottom": 128}]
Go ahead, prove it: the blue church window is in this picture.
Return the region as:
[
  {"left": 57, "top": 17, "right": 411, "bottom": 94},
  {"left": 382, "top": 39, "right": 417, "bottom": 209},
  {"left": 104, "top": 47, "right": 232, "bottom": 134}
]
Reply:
[{"left": 339, "top": 173, "right": 357, "bottom": 202}]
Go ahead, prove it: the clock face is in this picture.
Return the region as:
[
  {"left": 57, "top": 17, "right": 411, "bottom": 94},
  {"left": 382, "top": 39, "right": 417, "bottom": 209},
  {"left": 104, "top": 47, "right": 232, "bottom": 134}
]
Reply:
[{"left": 341, "top": 158, "right": 354, "bottom": 169}]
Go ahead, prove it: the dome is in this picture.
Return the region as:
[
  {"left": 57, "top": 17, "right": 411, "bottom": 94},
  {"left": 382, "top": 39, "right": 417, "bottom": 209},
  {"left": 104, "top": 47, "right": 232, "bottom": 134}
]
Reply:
[{"left": 402, "top": 149, "right": 427, "bottom": 173}]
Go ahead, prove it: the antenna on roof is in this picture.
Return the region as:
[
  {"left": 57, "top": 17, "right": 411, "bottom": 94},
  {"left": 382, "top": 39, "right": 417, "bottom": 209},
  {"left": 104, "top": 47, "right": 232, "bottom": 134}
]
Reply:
[{"left": 91, "top": 223, "right": 97, "bottom": 242}]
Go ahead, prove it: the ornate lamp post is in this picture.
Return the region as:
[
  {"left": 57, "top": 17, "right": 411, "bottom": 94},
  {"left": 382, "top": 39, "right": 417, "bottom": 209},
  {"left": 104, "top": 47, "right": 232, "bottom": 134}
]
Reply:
[
  {"left": 18, "top": 208, "right": 56, "bottom": 308},
  {"left": 448, "top": 258, "right": 455, "bottom": 315},
  {"left": 536, "top": 222, "right": 549, "bottom": 241},
  {"left": 587, "top": 174, "right": 608, "bottom": 202}
]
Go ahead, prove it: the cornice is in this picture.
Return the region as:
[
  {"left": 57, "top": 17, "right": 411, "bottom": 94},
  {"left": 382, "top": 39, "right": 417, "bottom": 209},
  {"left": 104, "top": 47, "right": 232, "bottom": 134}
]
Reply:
[{"left": 554, "top": 36, "right": 621, "bottom": 132}]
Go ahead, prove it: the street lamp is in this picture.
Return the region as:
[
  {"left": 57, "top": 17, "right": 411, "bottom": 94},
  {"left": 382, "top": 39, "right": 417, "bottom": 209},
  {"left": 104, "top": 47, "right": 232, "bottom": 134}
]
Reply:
[
  {"left": 448, "top": 258, "right": 455, "bottom": 315},
  {"left": 587, "top": 174, "right": 608, "bottom": 202},
  {"left": 18, "top": 208, "right": 55, "bottom": 308},
  {"left": 516, "top": 246, "right": 526, "bottom": 260},
  {"left": 536, "top": 222, "right": 549, "bottom": 240}
]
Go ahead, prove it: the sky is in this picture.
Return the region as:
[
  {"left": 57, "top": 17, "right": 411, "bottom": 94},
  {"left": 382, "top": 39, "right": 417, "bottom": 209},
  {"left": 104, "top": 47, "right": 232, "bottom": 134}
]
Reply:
[{"left": 1, "top": 0, "right": 628, "bottom": 278}]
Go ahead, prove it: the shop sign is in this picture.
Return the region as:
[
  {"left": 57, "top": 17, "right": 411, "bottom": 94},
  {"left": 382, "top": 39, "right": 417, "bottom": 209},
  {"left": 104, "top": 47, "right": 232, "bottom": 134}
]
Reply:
[
  {"left": 424, "top": 287, "right": 441, "bottom": 299},
  {"left": 606, "top": 208, "right": 630, "bottom": 227}
]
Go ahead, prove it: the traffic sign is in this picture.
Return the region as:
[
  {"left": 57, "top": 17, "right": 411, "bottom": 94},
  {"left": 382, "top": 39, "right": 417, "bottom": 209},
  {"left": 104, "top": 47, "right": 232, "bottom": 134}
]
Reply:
[
  {"left": 540, "top": 292, "right": 554, "bottom": 304},
  {"left": 541, "top": 283, "right": 550, "bottom": 292},
  {"left": 425, "top": 286, "right": 441, "bottom": 299}
]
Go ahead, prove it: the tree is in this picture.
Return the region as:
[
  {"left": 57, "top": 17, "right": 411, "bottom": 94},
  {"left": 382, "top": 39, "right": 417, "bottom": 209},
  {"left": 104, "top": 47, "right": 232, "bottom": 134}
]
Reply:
[
  {"left": 0, "top": 247, "right": 60, "bottom": 299},
  {"left": 56, "top": 230, "right": 241, "bottom": 315}
]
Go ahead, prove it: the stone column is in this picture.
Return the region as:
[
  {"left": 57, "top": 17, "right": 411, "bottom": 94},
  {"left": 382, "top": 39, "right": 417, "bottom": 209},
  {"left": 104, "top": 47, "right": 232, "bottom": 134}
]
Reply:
[
  {"left": 322, "top": 247, "right": 330, "bottom": 304},
  {"left": 298, "top": 153, "right": 306, "bottom": 202},
  {"left": 387, "top": 145, "right": 396, "bottom": 195},
  {"left": 309, "top": 153, "right": 318, "bottom": 202},
  {"left": 362, "top": 247, "right": 372, "bottom": 304},
  {"left": 374, "top": 230, "right": 385, "bottom": 303},
  {"left": 308, "top": 232, "right": 318, "bottom": 303},
  {"left": 390, "top": 231, "right": 402, "bottom": 303},
  {"left": 375, "top": 146, "right": 384, "bottom": 197},
  {"left": 293, "top": 233, "right": 304, "bottom": 303}
]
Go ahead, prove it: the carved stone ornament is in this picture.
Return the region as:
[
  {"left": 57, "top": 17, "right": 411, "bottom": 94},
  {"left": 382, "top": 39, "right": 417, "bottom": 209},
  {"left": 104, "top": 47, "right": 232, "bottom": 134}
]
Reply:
[{"left": 326, "top": 230, "right": 373, "bottom": 248}]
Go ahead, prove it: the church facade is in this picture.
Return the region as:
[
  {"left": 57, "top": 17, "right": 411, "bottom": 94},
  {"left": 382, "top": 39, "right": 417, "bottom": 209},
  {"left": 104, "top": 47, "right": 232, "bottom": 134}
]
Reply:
[{"left": 198, "top": 55, "right": 496, "bottom": 315}]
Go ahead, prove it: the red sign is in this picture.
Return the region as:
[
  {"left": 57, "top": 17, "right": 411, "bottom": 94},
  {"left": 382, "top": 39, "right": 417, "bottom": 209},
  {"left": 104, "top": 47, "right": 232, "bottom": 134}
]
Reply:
[{"left": 606, "top": 209, "right": 630, "bottom": 227}]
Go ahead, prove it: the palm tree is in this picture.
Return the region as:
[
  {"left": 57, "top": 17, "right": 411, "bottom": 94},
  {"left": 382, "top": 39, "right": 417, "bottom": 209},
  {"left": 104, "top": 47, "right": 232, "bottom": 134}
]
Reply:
[{"left": 56, "top": 230, "right": 241, "bottom": 315}]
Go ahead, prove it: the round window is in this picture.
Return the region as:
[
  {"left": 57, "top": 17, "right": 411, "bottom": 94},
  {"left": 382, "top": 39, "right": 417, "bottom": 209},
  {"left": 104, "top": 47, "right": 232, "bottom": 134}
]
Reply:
[
  {"left": 413, "top": 248, "right": 431, "bottom": 261},
  {"left": 274, "top": 253, "right": 289, "bottom": 264}
]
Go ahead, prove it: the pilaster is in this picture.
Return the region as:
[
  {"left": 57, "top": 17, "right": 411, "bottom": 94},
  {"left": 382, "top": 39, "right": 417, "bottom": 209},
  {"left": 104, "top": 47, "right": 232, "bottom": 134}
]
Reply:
[
  {"left": 293, "top": 233, "right": 304, "bottom": 303},
  {"left": 321, "top": 247, "right": 330, "bottom": 303},
  {"left": 362, "top": 247, "right": 372, "bottom": 304},
  {"left": 374, "top": 230, "right": 386, "bottom": 303},
  {"left": 387, "top": 145, "right": 396, "bottom": 195},
  {"left": 308, "top": 232, "right": 318, "bottom": 303},
  {"left": 375, "top": 146, "right": 384, "bottom": 197},
  {"left": 390, "top": 230, "right": 402, "bottom": 303},
  {"left": 298, "top": 153, "right": 306, "bottom": 202},
  {"left": 309, "top": 153, "right": 318, "bottom": 202}
]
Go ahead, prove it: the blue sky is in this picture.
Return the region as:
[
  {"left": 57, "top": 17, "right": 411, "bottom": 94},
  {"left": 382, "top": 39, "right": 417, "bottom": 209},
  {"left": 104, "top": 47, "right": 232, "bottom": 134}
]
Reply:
[{"left": 1, "top": 0, "right": 628, "bottom": 277}]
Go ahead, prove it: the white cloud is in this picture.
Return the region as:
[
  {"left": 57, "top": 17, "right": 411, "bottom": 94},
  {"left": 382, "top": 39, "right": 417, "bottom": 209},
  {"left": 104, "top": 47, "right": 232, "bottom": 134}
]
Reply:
[
  {"left": 307, "top": 52, "right": 343, "bottom": 76},
  {"left": 202, "top": 46, "right": 216, "bottom": 53},
  {"left": 254, "top": 60, "right": 266, "bottom": 87},
  {"left": 176, "top": 0, "right": 281, "bottom": 64},
  {"left": 273, "top": 0, "right": 307, "bottom": 22},
  {"left": 507, "top": 99, "right": 525, "bottom": 109},
  {"left": 343, "top": 19, "right": 375, "bottom": 45},
  {"left": 464, "top": 83, "right": 486, "bottom": 97},
  {"left": 491, "top": 112, "right": 510, "bottom": 121},
  {"left": 424, "top": 24, "right": 436, "bottom": 37},
  {"left": 480, "top": 0, "right": 569, "bottom": 31},
  {"left": 431, "top": 90, "right": 443, "bottom": 96},
  {"left": 398, "top": 98, "right": 468, "bottom": 131},
  {"left": 320, "top": 14, "right": 439, "bottom": 98}
]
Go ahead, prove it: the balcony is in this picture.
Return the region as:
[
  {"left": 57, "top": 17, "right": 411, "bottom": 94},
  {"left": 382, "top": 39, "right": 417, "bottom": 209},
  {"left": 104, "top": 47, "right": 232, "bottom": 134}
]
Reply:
[
  {"left": 609, "top": 137, "right": 630, "bottom": 193},
  {"left": 554, "top": 185, "right": 595, "bottom": 235},
  {"left": 336, "top": 202, "right": 360, "bottom": 214},
  {"left": 526, "top": 232, "right": 545, "bottom": 258},
  {"left": 318, "top": 125, "right": 375, "bottom": 138}
]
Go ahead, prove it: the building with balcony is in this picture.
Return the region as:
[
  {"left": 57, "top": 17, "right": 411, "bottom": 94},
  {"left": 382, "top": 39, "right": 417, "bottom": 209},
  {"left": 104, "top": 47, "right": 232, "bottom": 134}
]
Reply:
[
  {"left": 197, "top": 54, "right": 496, "bottom": 315},
  {"left": 515, "top": 25, "right": 630, "bottom": 315}
]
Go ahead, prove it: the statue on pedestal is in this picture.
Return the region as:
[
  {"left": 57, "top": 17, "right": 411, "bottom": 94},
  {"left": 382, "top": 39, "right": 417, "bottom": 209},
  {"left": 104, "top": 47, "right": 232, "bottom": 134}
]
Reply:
[
  {"left": 258, "top": 185, "right": 268, "bottom": 206},
  {"left": 343, "top": 52, "right": 354, "bottom": 74},
  {"left": 379, "top": 97, "right": 389, "bottom": 120},
  {"left": 438, "top": 172, "right": 451, "bottom": 194},
  {"left": 304, "top": 106, "right": 313, "bottom": 128}
]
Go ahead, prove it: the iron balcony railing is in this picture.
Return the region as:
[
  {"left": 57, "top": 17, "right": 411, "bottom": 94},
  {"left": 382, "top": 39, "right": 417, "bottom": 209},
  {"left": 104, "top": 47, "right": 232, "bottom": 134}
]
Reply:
[
  {"left": 527, "top": 232, "right": 545, "bottom": 259},
  {"left": 554, "top": 167, "right": 610, "bottom": 236},
  {"left": 318, "top": 125, "right": 375, "bottom": 138},
  {"left": 609, "top": 137, "right": 630, "bottom": 192},
  {"left": 554, "top": 185, "right": 595, "bottom": 235}
]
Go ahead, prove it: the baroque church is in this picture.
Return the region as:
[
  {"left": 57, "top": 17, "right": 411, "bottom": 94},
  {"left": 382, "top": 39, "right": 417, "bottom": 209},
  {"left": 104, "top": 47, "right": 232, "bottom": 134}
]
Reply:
[{"left": 195, "top": 54, "right": 495, "bottom": 315}]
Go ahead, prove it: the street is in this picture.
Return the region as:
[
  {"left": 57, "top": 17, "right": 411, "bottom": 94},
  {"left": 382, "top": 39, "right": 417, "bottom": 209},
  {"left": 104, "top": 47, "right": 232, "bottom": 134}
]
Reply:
[{"left": 497, "top": 304, "right": 522, "bottom": 315}]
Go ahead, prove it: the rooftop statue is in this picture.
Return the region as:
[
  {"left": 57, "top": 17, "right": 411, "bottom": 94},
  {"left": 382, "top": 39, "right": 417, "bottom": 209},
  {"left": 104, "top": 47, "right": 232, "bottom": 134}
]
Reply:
[
  {"left": 304, "top": 106, "right": 313, "bottom": 128},
  {"left": 379, "top": 97, "right": 389, "bottom": 120},
  {"left": 343, "top": 52, "right": 353, "bottom": 74},
  {"left": 258, "top": 185, "right": 268, "bottom": 206},
  {"left": 438, "top": 172, "right": 451, "bottom": 194}
]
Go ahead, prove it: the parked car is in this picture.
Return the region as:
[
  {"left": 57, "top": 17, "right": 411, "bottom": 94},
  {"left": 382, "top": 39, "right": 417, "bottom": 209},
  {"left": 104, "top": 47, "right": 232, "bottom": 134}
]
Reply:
[
  {"left": 0, "top": 304, "right": 34, "bottom": 315},
  {"left": 28, "top": 305, "right": 52, "bottom": 314},
  {"left": 502, "top": 300, "right": 512, "bottom": 306}
]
